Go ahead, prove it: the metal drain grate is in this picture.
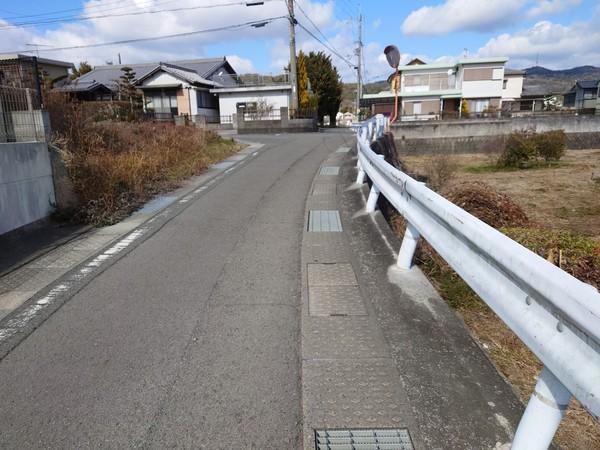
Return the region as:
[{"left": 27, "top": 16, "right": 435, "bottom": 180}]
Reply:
[
  {"left": 315, "top": 429, "right": 414, "bottom": 450},
  {"left": 308, "top": 210, "right": 342, "bottom": 232},
  {"left": 320, "top": 166, "right": 340, "bottom": 175}
]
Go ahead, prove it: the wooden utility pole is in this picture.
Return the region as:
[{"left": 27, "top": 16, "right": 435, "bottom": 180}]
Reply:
[{"left": 286, "top": 0, "right": 298, "bottom": 110}]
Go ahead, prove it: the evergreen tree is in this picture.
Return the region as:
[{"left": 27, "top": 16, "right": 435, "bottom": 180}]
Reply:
[
  {"left": 70, "top": 61, "right": 93, "bottom": 80},
  {"left": 304, "top": 51, "right": 343, "bottom": 126},
  {"left": 119, "top": 66, "right": 141, "bottom": 105},
  {"left": 297, "top": 51, "right": 310, "bottom": 109}
]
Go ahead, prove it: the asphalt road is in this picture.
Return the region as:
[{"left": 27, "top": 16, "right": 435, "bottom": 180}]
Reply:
[{"left": 0, "top": 132, "right": 350, "bottom": 449}]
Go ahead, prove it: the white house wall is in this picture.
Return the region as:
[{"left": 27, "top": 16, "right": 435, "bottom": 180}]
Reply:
[
  {"left": 143, "top": 72, "right": 186, "bottom": 87},
  {"left": 462, "top": 80, "right": 503, "bottom": 99},
  {"left": 218, "top": 90, "right": 291, "bottom": 117},
  {"left": 502, "top": 76, "right": 524, "bottom": 100}
]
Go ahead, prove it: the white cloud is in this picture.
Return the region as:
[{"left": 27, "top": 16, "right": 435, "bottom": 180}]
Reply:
[
  {"left": 0, "top": 0, "right": 335, "bottom": 71},
  {"left": 225, "top": 55, "right": 255, "bottom": 73},
  {"left": 527, "top": 0, "right": 581, "bottom": 18},
  {"left": 401, "top": 0, "right": 524, "bottom": 36},
  {"left": 477, "top": 16, "right": 600, "bottom": 68}
]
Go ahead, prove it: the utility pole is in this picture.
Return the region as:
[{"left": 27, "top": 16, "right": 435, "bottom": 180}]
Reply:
[
  {"left": 355, "top": 13, "right": 363, "bottom": 117},
  {"left": 286, "top": 0, "right": 298, "bottom": 110}
]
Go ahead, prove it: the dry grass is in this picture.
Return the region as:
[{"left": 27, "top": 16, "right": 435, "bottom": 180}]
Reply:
[
  {"left": 402, "top": 150, "right": 600, "bottom": 241},
  {"left": 389, "top": 150, "right": 600, "bottom": 449},
  {"left": 46, "top": 90, "right": 241, "bottom": 225},
  {"left": 56, "top": 122, "right": 240, "bottom": 225}
]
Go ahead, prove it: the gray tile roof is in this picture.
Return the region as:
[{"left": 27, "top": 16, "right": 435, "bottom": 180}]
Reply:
[
  {"left": 59, "top": 57, "right": 230, "bottom": 93},
  {"left": 577, "top": 79, "right": 600, "bottom": 89}
]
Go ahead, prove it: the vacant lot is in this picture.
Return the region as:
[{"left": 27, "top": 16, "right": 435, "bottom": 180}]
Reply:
[
  {"left": 403, "top": 149, "right": 600, "bottom": 241},
  {"left": 393, "top": 148, "right": 600, "bottom": 450}
]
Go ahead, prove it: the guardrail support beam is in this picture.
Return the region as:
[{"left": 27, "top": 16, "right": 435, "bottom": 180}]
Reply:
[
  {"left": 511, "top": 366, "right": 571, "bottom": 450},
  {"left": 397, "top": 222, "right": 420, "bottom": 270},
  {"left": 356, "top": 166, "right": 366, "bottom": 184},
  {"left": 365, "top": 184, "right": 380, "bottom": 213}
]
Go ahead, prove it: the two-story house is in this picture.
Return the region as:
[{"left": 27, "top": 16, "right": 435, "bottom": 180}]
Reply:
[
  {"left": 563, "top": 80, "right": 600, "bottom": 112},
  {"left": 361, "top": 57, "right": 517, "bottom": 120}
]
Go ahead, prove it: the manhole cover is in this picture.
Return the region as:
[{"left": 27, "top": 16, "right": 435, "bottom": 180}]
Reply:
[{"left": 315, "top": 429, "right": 414, "bottom": 450}]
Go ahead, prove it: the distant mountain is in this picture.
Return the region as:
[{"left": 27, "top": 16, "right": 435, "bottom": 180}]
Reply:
[
  {"left": 522, "top": 65, "right": 600, "bottom": 94},
  {"left": 524, "top": 65, "right": 600, "bottom": 78}
]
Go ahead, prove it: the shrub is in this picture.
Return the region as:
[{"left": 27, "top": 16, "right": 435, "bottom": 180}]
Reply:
[
  {"left": 534, "top": 130, "right": 566, "bottom": 162},
  {"left": 423, "top": 154, "right": 457, "bottom": 191},
  {"left": 460, "top": 100, "right": 470, "bottom": 118},
  {"left": 498, "top": 130, "right": 537, "bottom": 168}
]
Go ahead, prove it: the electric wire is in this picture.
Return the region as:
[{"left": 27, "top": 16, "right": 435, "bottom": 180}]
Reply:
[{"left": 1, "top": 16, "right": 288, "bottom": 54}]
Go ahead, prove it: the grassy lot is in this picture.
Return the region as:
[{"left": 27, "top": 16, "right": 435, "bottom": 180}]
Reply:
[
  {"left": 403, "top": 149, "right": 600, "bottom": 241},
  {"left": 392, "top": 149, "right": 600, "bottom": 450}
]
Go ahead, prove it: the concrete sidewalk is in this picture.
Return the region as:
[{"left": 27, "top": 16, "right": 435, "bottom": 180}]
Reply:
[{"left": 300, "top": 146, "right": 523, "bottom": 449}]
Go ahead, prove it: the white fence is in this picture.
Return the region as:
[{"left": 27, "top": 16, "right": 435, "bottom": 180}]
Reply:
[{"left": 355, "top": 114, "right": 600, "bottom": 450}]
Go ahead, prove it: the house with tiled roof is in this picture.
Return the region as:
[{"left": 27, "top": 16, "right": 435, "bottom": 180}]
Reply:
[
  {"left": 563, "top": 80, "right": 600, "bottom": 111},
  {"left": 56, "top": 57, "right": 236, "bottom": 119}
]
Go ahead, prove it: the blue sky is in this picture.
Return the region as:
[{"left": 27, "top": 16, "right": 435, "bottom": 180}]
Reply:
[{"left": 0, "top": 0, "right": 598, "bottom": 81}]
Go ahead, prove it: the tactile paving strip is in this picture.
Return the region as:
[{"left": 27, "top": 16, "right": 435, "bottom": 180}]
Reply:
[
  {"left": 309, "top": 285, "right": 367, "bottom": 316},
  {"left": 315, "top": 429, "right": 414, "bottom": 450},
  {"left": 320, "top": 166, "right": 341, "bottom": 176},
  {"left": 308, "top": 211, "right": 343, "bottom": 232},
  {"left": 308, "top": 263, "right": 357, "bottom": 286}
]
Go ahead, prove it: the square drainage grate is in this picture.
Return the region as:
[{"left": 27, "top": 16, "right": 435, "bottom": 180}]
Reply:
[
  {"left": 315, "top": 429, "right": 414, "bottom": 450},
  {"left": 320, "top": 166, "right": 340, "bottom": 175},
  {"left": 308, "top": 210, "right": 342, "bottom": 232}
]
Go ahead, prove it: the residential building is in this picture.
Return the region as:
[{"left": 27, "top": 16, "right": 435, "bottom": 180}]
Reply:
[
  {"left": 501, "top": 68, "right": 525, "bottom": 109},
  {"left": 57, "top": 57, "right": 235, "bottom": 108},
  {"left": 361, "top": 57, "right": 515, "bottom": 120},
  {"left": 563, "top": 80, "right": 600, "bottom": 111},
  {"left": 0, "top": 54, "right": 74, "bottom": 89},
  {"left": 209, "top": 73, "right": 292, "bottom": 119}
]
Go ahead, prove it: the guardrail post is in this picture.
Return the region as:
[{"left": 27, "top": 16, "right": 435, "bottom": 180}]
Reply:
[
  {"left": 366, "top": 184, "right": 380, "bottom": 213},
  {"left": 511, "top": 367, "right": 571, "bottom": 450},
  {"left": 397, "top": 222, "right": 420, "bottom": 270}
]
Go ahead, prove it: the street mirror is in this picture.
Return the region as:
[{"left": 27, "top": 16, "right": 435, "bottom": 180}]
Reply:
[{"left": 384, "top": 45, "right": 400, "bottom": 69}]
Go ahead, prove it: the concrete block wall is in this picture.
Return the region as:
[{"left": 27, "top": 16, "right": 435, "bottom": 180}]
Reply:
[
  {"left": 0, "top": 142, "right": 56, "bottom": 235},
  {"left": 392, "top": 115, "right": 600, "bottom": 154}
]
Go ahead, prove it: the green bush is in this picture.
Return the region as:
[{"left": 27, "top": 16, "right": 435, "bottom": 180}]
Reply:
[
  {"left": 499, "top": 131, "right": 537, "bottom": 168},
  {"left": 534, "top": 130, "right": 566, "bottom": 162},
  {"left": 498, "top": 129, "right": 566, "bottom": 168}
]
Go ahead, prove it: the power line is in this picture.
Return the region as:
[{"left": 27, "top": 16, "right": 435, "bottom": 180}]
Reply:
[
  {"left": 0, "top": 0, "right": 177, "bottom": 21},
  {"left": 295, "top": 20, "right": 354, "bottom": 68},
  {"left": 1, "top": 16, "right": 288, "bottom": 54},
  {"left": 0, "top": 0, "right": 281, "bottom": 30},
  {"left": 294, "top": 1, "right": 330, "bottom": 46}
]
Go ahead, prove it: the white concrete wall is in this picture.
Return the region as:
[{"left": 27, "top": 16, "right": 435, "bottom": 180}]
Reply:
[
  {"left": 0, "top": 142, "right": 55, "bottom": 235},
  {"left": 502, "top": 76, "right": 523, "bottom": 100},
  {"left": 218, "top": 90, "right": 290, "bottom": 117}
]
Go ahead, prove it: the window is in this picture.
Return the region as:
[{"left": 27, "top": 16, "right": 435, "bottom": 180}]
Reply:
[
  {"left": 197, "top": 90, "right": 218, "bottom": 109},
  {"left": 468, "top": 99, "right": 489, "bottom": 113},
  {"left": 503, "top": 79, "right": 508, "bottom": 89},
  {"left": 412, "top": 102, "right": 422, "bottom": 115},
  {"left": 144, "top": 89, "right": 178, "bottom": 116},
  {"left": 583, "top": 89, "right": 596, "bottom": 100}
]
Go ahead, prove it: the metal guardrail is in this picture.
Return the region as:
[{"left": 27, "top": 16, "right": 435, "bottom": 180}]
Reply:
[{"left": 355, "top": 114, "right": 600, "bottom": 450}]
